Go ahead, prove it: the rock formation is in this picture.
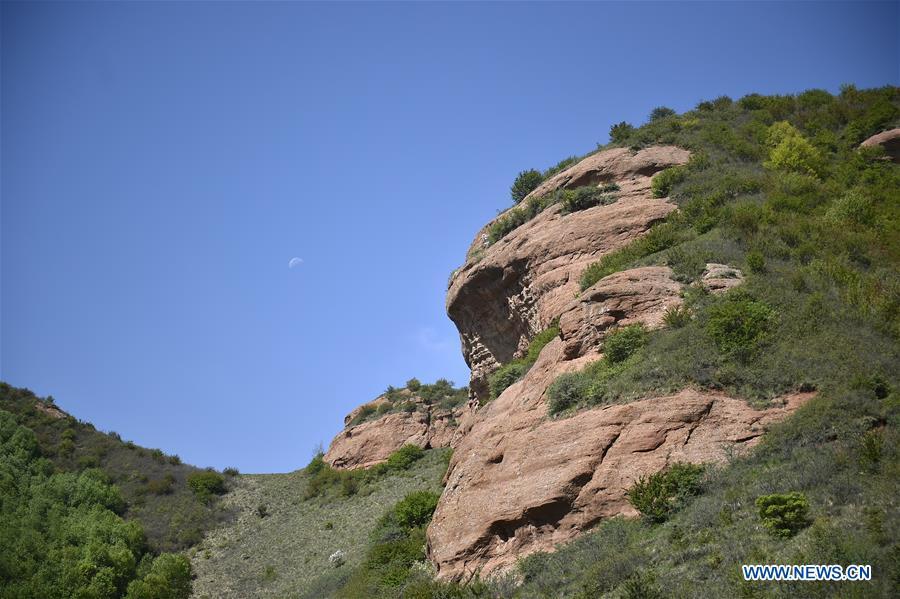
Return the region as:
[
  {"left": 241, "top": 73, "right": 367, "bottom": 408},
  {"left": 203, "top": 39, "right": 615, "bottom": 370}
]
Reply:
[
  {"left": 324, "top": 391, "right": 468, "bottom": 470},
  {"left": 860, "top": 127, "right": 900, "bottom": 163},
  {"left": 324, "top": 145, "right": 810, "bottom": 580},
  {"left": 447, "top": 146, "right": 691, "bottom": 403}
]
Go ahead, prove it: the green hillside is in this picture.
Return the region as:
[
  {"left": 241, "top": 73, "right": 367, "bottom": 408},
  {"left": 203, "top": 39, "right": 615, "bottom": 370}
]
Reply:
[{"left": 190, "top": 448, "right": 450, "bottom": 598}]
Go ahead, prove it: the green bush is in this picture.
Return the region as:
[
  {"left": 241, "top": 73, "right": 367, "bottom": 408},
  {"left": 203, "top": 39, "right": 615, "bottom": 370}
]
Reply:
[
  {"left": 125, "top": 554, "right": 192, "bottom": 599},
  {"left": 580, "top": 222, "right": 686, "bottom": 290},
  {"left": 510, "top": 169, "right": 544, "bottom": 204},
  {"left": 745, "top": 250, "right": 765, "bottom": 273},
  {"left": 603, "top": 324, "right": 647, "bottom": 363},
  {"left": 560, "top": 184, "right": 619, "bottom": 214},
  {"left": 609, "top": 121, "right": 635, "bottom": 144},
  {"left": 543, "top": 155, "right": 580, "bottom": 178},
  {"left": 487, "top": 323, "right": 560, "bottom": 400},
  {"left": 662, "top": 304, "right": 692, "bottom": 328},
  {"left": 627, "top": 462, "right": 705, "bottom": 523},
  {"left": 755, "top": 492, "right": 811, "bottom": 538},
  {"left": 764, "top": 121, "right": 825, "bottom": 177},
  {"left": 488, "top": 361, "right": 528, "bottom": 399},
  {"left": 705, "top": 292, "right": 774, "bottom": 357},
  {"left": 651, "top": 166, "right": 687, "bottom": 198},
  {"left": 547, "top": 372, "right": 592, "bottom": 415},
  {"left": 405, "top": 378, "right": 421, "bottom": 391},
  {"left": 384, "top": 444, "right": 424, "bottom": 471},
  {"left": 187, "top": 471, "right": 226, "bottom": 502},
  {"left": 649, "top": 106, "right": 677, "bottom": 121},
  {"left": 392, "top": 490, "right": 440, "bottom": 530}
]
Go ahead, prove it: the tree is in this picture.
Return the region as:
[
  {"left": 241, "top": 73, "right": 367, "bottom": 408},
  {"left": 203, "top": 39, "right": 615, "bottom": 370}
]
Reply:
[{"left": 510, "top": 169, "right": 543, "bottom": 204}]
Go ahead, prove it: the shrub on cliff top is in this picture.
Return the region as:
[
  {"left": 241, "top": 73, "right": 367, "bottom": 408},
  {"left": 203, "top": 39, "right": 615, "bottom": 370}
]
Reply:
[{"left": 511, "top": 169, "right": 544, "bottom": 204}]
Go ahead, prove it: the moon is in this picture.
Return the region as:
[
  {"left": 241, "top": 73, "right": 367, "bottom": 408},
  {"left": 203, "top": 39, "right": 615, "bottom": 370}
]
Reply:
[{"left": 288, "top": 257, "right": 303, "bottom": 269}]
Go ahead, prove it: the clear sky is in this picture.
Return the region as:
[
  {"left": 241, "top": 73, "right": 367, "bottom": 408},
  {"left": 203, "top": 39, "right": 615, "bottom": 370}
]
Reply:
[{"left": 2, "top": 1, "right": 897, "bottom": 473}]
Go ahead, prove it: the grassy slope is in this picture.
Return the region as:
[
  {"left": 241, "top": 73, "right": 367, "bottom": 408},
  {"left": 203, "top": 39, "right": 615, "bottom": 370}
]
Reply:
[
  {"left": 190, "top": 448, "right": 450, "bottom": 598},
  {"left": 0, "top": 383, "right": 230, "bottom": 553}
]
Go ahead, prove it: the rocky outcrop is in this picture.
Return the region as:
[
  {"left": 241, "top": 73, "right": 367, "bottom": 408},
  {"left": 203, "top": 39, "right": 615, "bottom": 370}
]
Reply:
[
  {"left": 427, "top": 142, "right": 805, "bottom": 579},
  {"left": 860, "top": 128, "right": 900, "bottom": 163},
  {"left": 431, "top": 263, "right": 798, "bottom": 579},
  {"left": 428, "top": 345, "right": 812, "bottom": 579},
  {"left": 447, "top": 146, "right": 691, "bottom": 403},
  {"left": 324, "top": 392, "right": 468, "bottom": 470},
  {"left": 701, "top": 262, "right": 745, "bottom": 294},
  {"left": 558, "top": 266, "right": 683, "bottom": 359}
]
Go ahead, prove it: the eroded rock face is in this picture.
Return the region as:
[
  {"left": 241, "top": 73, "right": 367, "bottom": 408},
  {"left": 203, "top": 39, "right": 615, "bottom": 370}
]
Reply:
[
  {"left": 559, "top": 266, "right": 684, "bottom": 359},
  {"left": 860, "top": 128, "right": 900, "bottom": 163},
  {"left": 430, "top": 188, "right": 797, "bottom": 579},
  {"left": 324, "top": 394, "right": 468, "bottom": 470},
  {"left": 428, "top": 352, "right": 812, "bottom": 579},
  {"left": 447, "top": 146, "right": 691, "bottom": 402}
]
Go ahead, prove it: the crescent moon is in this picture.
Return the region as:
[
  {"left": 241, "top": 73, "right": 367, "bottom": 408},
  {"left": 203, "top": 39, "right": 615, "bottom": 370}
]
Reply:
[{"left": 288, "top": 257, "right": 303, "bottom": 268}]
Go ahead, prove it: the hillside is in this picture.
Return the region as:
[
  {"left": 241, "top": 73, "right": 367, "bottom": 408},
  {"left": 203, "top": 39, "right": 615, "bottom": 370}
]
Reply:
[
  {"left": 190, "top": 448, "right": 450, "bottom": 598},
  {"left": 0, "top": 384, "right": 235, "bottom": 597},
  {"left": 316, "top": 85, "right": 900, "bottom": 597}
]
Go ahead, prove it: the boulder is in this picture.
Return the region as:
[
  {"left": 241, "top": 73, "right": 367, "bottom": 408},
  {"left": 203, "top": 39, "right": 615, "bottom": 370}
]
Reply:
[{"left": 860, "top": 128, "right": 900, "bottom": 163}]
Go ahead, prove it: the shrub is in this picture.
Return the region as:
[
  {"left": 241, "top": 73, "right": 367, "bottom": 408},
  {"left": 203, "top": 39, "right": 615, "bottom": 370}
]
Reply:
[
  {"left": 663, "top": 304, "right": 692, "bottom": 328},
  {"left": 603, "top": 324, "right": 647, "bottom": 363},
  {"left": 510, "top": 169, "right": 543, "bottom": 204},
  {"left": 187, "top": 471, "right": 226, "bottom": 502},
  {"left": 223, "top": 467, "right": 239, "bottom": 476},
  {"left": 580, "top": 222, "right": 686, "bottom": 290},
  {"left": 649, "top": 106, "right": 677, "bottom": 121},
  {"left": 487, "top": 195, "right": 549, "bottom": 243},
  {"left": 384, "top": 444, "right": 424, "bottom": 471},
  {"left": 145, "top": 475, "right": 175, "bottom": 496},
  {"left": 488, "top": 361, "right": 528, "bottom": 399},
  {"left": 755, "top": 492, "right": 811, "bottom": 537},
  {"left": 705, "top": 292, "right": 774, "bottom": 357},
  {"left": 627, "top": 462, "right": 705, "bottom": 523},
  {"left": 405, "top": 378, "right": 421, "bottom": 392},
  {"left": 609, "top": 121, "right": 635, "bottom": 144},
  {"left": 543, "top": 155, "right": 580, "bottom": 178},
  {"left": 825, "top": 189, "right": 875, "bottom": 226},
  {"left": 651, "top": 166, "right": 687, "bottom": 198},
  {"left": 764, "top": 121, "right": 824, "bottom": 177},
  {"left": 745, "top": 250, "right": 766, "bottom": 273},
  {"left": 560, "top": 185, "right": 619, "bottom": 214},
  {"left": 487, "top": 323, "right": 560, "bottom": 400},
  {"left": 547, "top": 372, "right": 591, "bottom": 415},
  {"left": 125, "top": 554, "right": 192, "bottom": 599},
  {"left": 393, "top": 490, "right": 440, "bottom": 530}
]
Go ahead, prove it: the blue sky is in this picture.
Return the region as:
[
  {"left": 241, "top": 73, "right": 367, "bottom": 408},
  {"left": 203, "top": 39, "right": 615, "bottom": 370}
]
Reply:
[{"left": 2, "top": 2, "right": 897, "bottom": 473}]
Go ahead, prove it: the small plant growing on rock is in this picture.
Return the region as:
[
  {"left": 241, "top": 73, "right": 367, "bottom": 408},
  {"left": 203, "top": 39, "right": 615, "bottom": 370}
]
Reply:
[
  {"left": 755, "top": 492, "right": 811, "bottom": 537},
  {"left": 628, "top": 463, "right": 705, "bottom": 523}
]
